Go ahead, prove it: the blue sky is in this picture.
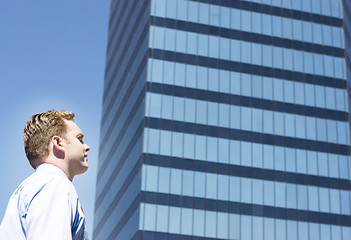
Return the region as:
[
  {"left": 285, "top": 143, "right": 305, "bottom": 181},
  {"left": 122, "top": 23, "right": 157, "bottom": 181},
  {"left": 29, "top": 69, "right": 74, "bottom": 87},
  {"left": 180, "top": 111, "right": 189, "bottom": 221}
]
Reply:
[{"left": 0, "top": 1, "right": 110, "bottom": 238}]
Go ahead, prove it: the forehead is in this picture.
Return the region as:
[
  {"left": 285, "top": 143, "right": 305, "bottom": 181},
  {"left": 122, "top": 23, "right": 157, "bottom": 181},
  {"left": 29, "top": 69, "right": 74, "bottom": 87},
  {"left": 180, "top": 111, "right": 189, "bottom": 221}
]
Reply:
[{"left": 64, "top": 120, "right": 83, "bottom": 135}]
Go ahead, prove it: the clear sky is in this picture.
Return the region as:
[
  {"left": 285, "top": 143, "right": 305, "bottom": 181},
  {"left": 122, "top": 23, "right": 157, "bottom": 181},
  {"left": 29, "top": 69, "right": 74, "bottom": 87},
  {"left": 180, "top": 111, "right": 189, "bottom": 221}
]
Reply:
[{"left": 0, "top": 1, "right": 110, "bottom": 238}]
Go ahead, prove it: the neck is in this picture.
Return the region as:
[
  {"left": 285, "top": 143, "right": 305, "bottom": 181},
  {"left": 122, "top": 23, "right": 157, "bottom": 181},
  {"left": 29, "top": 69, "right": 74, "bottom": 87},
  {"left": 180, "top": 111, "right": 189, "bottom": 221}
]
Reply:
[{"left": 43, "top": 157, "right": 74, "bottom": 181}]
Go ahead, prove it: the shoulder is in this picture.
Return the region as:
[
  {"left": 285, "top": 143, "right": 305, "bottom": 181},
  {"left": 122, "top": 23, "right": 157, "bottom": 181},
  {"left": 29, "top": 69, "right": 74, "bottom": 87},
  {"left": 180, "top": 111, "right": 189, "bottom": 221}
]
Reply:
[
  {"left": 42, "top": 174, "right": 78, "bottom": 201},
  {"left": 19, "top": 169, "right": 77, "bottom": 205},
  {"left": 33, "top": 164, "right": 78, "bottom": 196}
]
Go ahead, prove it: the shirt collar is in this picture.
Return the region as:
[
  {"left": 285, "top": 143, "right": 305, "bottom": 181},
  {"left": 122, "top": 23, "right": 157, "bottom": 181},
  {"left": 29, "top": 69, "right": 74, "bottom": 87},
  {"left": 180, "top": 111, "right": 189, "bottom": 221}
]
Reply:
[{"left": 35, "top": 163, "right": 68, "bottom": 179}]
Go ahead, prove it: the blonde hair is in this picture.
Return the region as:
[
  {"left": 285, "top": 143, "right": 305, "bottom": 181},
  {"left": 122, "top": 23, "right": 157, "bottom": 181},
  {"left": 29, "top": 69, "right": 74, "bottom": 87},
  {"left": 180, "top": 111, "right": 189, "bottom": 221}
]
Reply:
[{"left": 23, "top": 110, "right": 75, "bottom": 168}]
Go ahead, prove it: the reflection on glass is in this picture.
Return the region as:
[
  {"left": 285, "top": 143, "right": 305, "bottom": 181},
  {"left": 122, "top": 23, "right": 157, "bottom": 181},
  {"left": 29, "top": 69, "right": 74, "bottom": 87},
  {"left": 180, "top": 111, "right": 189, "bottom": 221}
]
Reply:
[
  {"left": 181, "top": 208, "right": 193, "bottom": 235},
  {"left": 156, "top": 205, "right": 168, "bottom": 232},
  {"left": 193, "top": 209, "right": 205, "bottom": 236},
  {"left": 182, "top": 170, "right": 193, "bottom": 196},
  {"left": 276, "top": 219, "right": 286, "bottom": 240},
  {"left": 205, "top": 211, "right": 217, "bottom": 238},
  {"left": 169, "top": 206, "right": 181, "bottom": 233},
  {"left": 144, "top": 203, "right": 156, "bottom": 231},
  {"left": 241, "top": 215, "right": 252, "bottom": 240}
]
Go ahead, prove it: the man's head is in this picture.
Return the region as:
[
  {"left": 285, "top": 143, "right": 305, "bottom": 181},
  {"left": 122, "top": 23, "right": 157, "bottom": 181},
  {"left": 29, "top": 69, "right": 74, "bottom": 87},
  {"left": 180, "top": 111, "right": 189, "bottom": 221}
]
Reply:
[{"left": 23, "top": 110, "right": 85, "bottom": 170}]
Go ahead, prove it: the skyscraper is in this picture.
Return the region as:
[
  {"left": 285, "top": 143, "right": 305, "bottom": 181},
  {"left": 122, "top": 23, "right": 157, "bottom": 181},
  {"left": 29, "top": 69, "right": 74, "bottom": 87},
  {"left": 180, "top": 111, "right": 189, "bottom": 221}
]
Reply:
[{"left": 94, "top": 0, "right": 351, "bottom": 239}]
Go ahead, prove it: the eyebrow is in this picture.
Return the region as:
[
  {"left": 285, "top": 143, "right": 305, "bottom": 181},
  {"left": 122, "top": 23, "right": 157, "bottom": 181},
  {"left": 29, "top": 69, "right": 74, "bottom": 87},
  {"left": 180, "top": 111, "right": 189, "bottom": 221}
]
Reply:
[{"left": 77, "top": 133, "right": 84, "bottom": 139}]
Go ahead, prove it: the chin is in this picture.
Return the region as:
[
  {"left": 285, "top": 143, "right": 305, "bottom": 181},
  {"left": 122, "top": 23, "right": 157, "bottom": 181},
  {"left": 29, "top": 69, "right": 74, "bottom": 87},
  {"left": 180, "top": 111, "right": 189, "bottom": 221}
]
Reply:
[
  {"left": 76, "top": 164, "right": 88, "bottom": 175},
  {"left": 81, "top": 164, "right": 89, "bottom": 172}
]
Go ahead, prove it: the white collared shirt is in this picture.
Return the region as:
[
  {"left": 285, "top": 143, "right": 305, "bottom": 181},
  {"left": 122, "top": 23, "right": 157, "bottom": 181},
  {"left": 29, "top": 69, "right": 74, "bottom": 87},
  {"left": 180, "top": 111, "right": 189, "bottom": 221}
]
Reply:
[{"left": 0, "top": 164, "right": 88, "bottom": 240}]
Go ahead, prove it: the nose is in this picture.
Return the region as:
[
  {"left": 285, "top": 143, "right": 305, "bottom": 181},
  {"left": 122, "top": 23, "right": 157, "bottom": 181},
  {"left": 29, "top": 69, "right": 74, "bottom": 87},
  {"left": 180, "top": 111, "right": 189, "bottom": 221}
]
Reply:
[{"left": 85, "top": 143, "right": 90, "bottom": 152}]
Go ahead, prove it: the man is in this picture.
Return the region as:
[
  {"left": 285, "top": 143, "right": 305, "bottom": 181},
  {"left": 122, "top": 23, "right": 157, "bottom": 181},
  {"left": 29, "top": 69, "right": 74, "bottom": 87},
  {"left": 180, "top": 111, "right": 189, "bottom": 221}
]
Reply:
[{"left": 0, "top": 110, "right": 90, "bottom": 239}]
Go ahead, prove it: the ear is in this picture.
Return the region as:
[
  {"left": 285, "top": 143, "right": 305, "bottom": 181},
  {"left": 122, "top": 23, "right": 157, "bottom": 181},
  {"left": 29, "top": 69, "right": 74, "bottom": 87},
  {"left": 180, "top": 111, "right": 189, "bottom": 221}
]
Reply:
[
  {"left": 51, "top": 136, "right": 65, "bottom": 159},
  {"left": 52, "top": 136, "right": 64, "bottom": 149}
]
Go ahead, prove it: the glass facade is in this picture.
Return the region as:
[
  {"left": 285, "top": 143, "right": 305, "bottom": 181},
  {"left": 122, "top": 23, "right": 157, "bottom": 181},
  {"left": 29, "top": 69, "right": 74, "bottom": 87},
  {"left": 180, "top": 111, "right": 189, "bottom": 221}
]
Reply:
[{"left": 94, "top": 0, "right": 351, "bottom": 239}]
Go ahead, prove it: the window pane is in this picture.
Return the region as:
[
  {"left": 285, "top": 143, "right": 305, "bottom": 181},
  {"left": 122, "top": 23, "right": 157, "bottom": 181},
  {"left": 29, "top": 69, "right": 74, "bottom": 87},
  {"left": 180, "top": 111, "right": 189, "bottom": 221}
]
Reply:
[
  {"left": 284, "top": 79, "right": 294, "bottom": 103},
  {"left": 183, "top": 133, "right": 195, "bottom": 159},
  {"left": 298, "top": 221, "right": 309, "bottom": 240},
  {"left": 181, "top": 208, "right": 193, "bottom": 235},
  {"left": 170, "top": 168, "right": 182, "bottom": 194},
  {"left": 196, "top": 100, "right": 207, "bottom": 125},
  {"left": 298, "top": 185, "right": 308, "bottom": 209},
  {"left": 166, "top": 0, "right": 176, "bottom": 18},
  {"left": 272, "top": 16, "right": 282, "bottom": 37},
  {"left": 264, "top": 145, "right": 274, "bottom": 169},
  {"left": 194, "top": 171, "right": 205, "bottom": 197},
  {"left": 262, "top": 14, "right": 272, "bottom": 35},
  {"left": 330, "top": 189, "right": 341, "bottom": 214},
  {"left": 207, "top": 137, "right": 218, "bottom": 162},
  {"left": 287, "top": 220, "right": 298, "bottom": 240},
  {"left": 188, "top": 1, "right": 198, "bottom": 22},
  {"left": 241, "top": 107, "right": 252, "bottom": 131},
  {"left": 339, "top": 156, "right": 350, "bottom": 179},
  {"left": 307, "top": 151, "right": 318, "bottom": 175},
  {"left": 206, "top": 173, "right": 217, "bottom": 199},
  {"left": 263, "top": 77, "right": 273, "bottom": 100},
  {"left": 174, "top": 62, "right": 185, "bottom": 86},
  {"left": 253, "top": 216, "right": 263, "bottom": 240},
  {"left": 283, "top": 17, "right": 292, "bottom": 39},
  {"left": 285, "top": 113, "right": 295, "bottom": 137},
  {"left": 148, "top": 129, "right": 160, "bottom": 154},
  {"left": 319, "top": 187, "right": 330, "bottom": 213},
  {"left": 229, "top": 214, "right": 240, "bottom": 239},
  {"left": 219, "top": 103, "right": 230, "bottom": 128},
  {"left": 320, "top": 224, "right": 331, "bottom": 240},
  {"left": 193, "top": 210, "right": 205, "bottom": 236},
  {"left": 296, "top": 149, "right": 307, "bottom": 174},
  {"left": 241, "top": 215, "right": 252, "bottom": 240},
  {"left": 217, "top": 212, "right": 228, "bottom": 239},
  {"left": 219, "top": 70, "right": 230, "bottom": 93},
  {"left": 160, "top": 130, "right": 172, "bottom": 156},
  {"left": 197, "top": 66, "right": 208, "bottom": 90},
  {"left": 252, "top": 75, "right": 262, "bottom": 98},
  {"left": 308, "top": 186, "right": 319, "bottom": 211},
  {"left": 156, "top": 205, "right": 169, "bottom": 231},
  {"left": 275, "top": 146, "right": 285, "bottom": 171},
  {"left": 229, "top": 176, "right": 240, "bottom": 202},
  {"left": 286, "top": 148, "right": 296, "bottom": 172},
  {"left": 241, "top": 141, "right": 252, "bottom": 166},
  {"left": 187, "top": 32, "right": 197, "bottom": 55},
  {"left": 169, "top": 206, "right": 181, "bottom": 233},
  {"left": 144, "top": 203, "right": 156, "bottom": 231},
  {"left": 241, "top": 177, "right": 252, "bottom": 203},
  {"left": 287, "top": 184, "right": 297, "bottom": 208},
  {"left": 172, "top": 131, "right": 183, "bottom": 157},
  {"left": 263, "top": 109, "right": 274, "bottom": 134},
  {"left": 264, "top": 180, "right": 274, "bottom": 205},
  {"left": 252, "top": 143, "right": 263, "bottom": 168},
  {"left": 205, "top": 211, "right": 217, "bottom": 238},
  {"left": 252, "top": 179, "right": 263, "bottom": 205},
  {"left": 241, "top": 10, "right": 251, "bottom": 32},
  {"left": 218, "top": 138, "right": 229, "bottom": 164},
  {"left": 207, "top": 102, "right": 218, "bottom": 126},
  {"left": 340, "top": 190, "right": 350, "bottom": 215},
  {"left": 252, "top": 108, "right": 263, "bottom": 132},
  {"left": 276, "top": 219, "right": 287, "bottom": 240},
  {"left": 313, "top": 23, "right": 323, "bottom": 45},
  {"left": 318, "top": 152, "right": 328, "bottom": 177},
  {"left": 264, "top": 218, "right": 275, "bottom": 240},
  {"left": 182, "top": 170, "right": 194, "bottom": 196},
  {"left": 198, "top": 2, "right": 209, "bottom": 24},
  {"left": 218, "top": 174, "right": 229, "bottom": 200}
]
